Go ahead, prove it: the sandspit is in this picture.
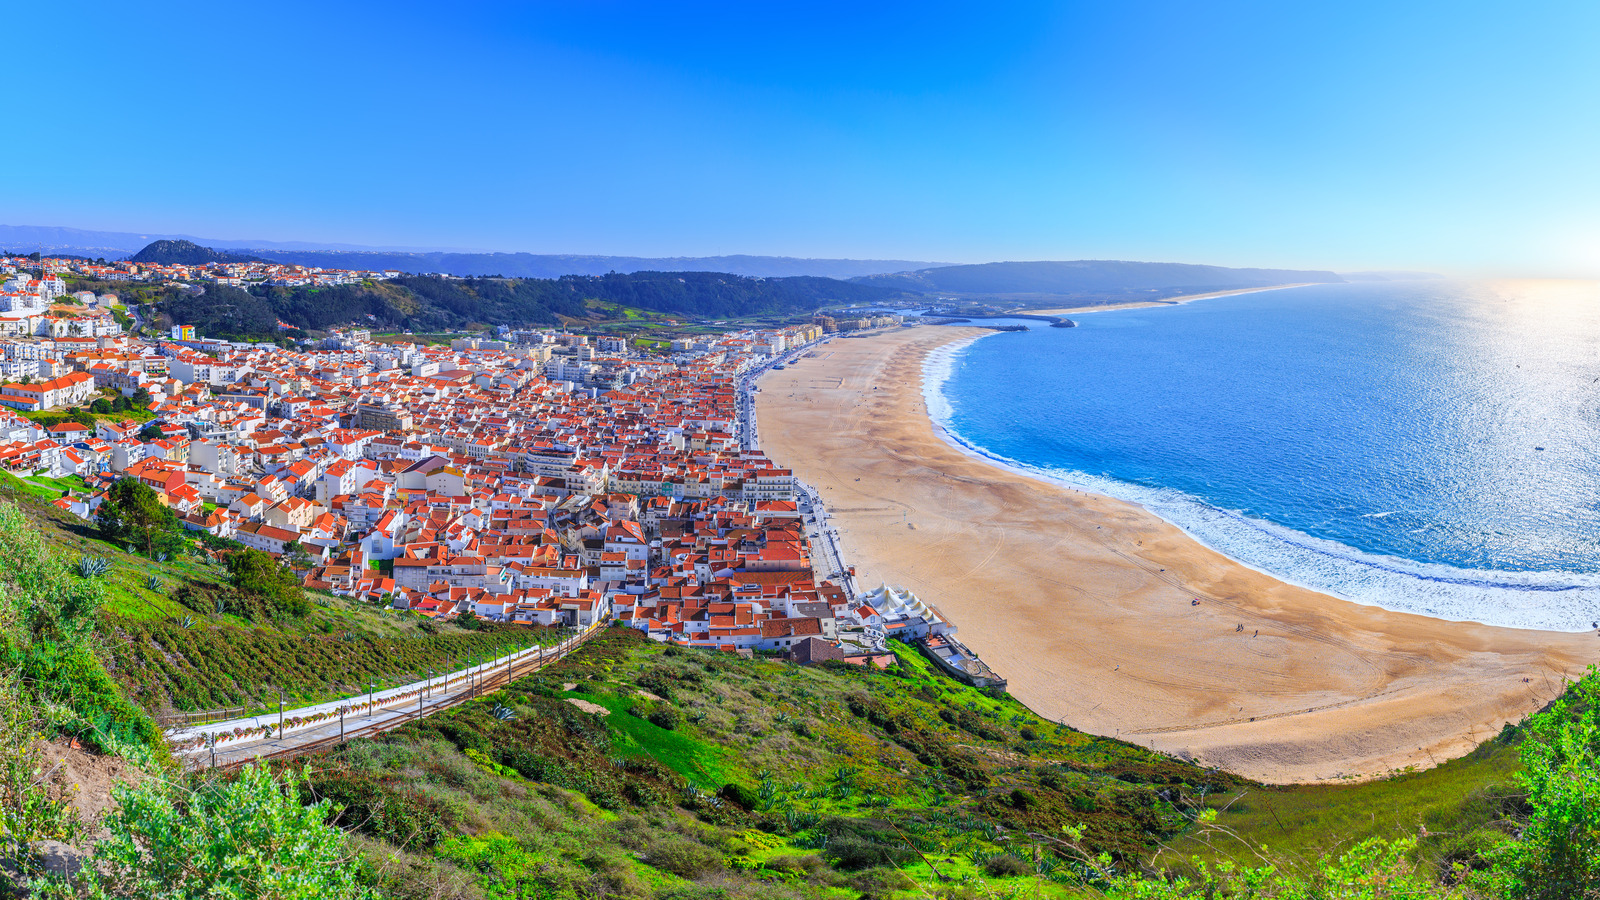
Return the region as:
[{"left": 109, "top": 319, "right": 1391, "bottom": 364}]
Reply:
[
  {"left": 755, "top": 326, "right": 1596, "bottom": 783},
  {"left": 1027, "top": 283, "right": 1318, "bottom": 316}
]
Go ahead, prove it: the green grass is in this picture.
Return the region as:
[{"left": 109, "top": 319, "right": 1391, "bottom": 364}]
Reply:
[
  {"left": 0, "top": 471, "right": 71, "bottom": 502},
  {"left": 371, "top": 331, "right": 472, "bottom": 346},
  {"left": 585, "top": 300, "right": 666, "bottom": 323},
  {"left": 23, "top": 402, "right": 154, "bottom": 425},
  {"left": 562, "top": 689, "right": 731, "bottom": 786},
  {"left": 1162, "top": 733, "right": 1524, "bottom": 873},
  {"left": 17, "top": 472, "right": 91, "bottom": 494}
]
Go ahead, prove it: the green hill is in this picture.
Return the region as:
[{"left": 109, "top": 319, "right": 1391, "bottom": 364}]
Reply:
[
  {"left": 128, "top": 239, "right": 267, "bottom": 266},
  {"left": 0, "top": 483, "right": 1591, "bottom": 899},
  {"left": 156, "top": 270, "right": 909, "bottom": 338},
  {"left": 292, "top": 626, "right": 1566, "bottom": 900}
]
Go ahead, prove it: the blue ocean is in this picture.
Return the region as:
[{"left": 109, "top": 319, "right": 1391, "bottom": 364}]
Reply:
[{"left": 926, "top": 280, "right": 1600, "bottom": 631}]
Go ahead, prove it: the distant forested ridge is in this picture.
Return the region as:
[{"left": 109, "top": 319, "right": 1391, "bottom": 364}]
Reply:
[
  {"left": 156, "top": 270, "right": 906, "bottom": 337},
  {"left": 854, "top": 259, "right": 1345, "bottom": 299},
  {"left": 247, "top": 249, "right": 943, "bottom": 279}
]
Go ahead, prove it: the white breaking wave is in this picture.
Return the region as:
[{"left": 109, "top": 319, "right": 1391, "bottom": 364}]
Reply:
[{"left": 921, "top": 333, "right": 1600, "bottom": 633}]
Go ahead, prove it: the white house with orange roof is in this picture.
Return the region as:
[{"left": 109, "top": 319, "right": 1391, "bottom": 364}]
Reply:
[
  {"left": 0, "top": 371, "right": 93, "bottom": 411},
  {"left": 234, "top": 521, "right": 301, "bottom": 555}
]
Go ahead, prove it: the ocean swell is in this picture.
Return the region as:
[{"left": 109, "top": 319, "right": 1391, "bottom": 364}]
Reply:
[{"left": 920, "top": 333, "right": 1600, "bottom": 633}]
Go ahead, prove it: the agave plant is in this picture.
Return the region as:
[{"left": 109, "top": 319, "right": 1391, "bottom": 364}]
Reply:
[
  {"left": 757, "top": 779, "right": 780, "bottom": 810},
  {"left": 181, "top": 615, "right": 194, "bottom": 629},
  {"left": 491, "top": 703, "right": 517, "bottom": 721},
  {"left": 782, "top": 808, "right": 820, "bottom": 834},
  {"left": 155, "top": 552, "right": 168, "bottom": 563},
  {"left": 145, "top": 576, "right": 163, "bottom": 592},
  {"left": 77, "top": 556, "right": 110, "bottom": 578}
]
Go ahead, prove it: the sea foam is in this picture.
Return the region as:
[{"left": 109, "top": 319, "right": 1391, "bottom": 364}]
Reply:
[{"left": 921, "top": 331, "right": 1600, "bottom": 633}]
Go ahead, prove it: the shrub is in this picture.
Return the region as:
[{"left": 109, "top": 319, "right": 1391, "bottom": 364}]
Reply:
[
  {"left": 225, "top": 549, "right": 310, "bottom": 619},
  {"left": 647, "top": 705, "right": 683, "bottom": 731},
  {"left": 0, "top": 502, "right": 161, "bottom": 755},
  {"left": 983, "top": 853, "right": 1033, "bottom": 878},
  {"left": 645, "top": 836, "right": 724, "bottom": 878},
  {"left": 764, "top": 853, "right": 832, "bottom": 881},
  {"left": 1478, "top": 666, "right": 1600, "bottom": 900},
  {"left": 309, "top": 770, "right": 455, "bottom": 851},
  {"left": 718, "top": 782, "right": 757, "bottom": 811},
  {"left": 847, "top": 867, "right": 915, "bottom": 900},
  {"left": 60, "top": 764, "right": 374, "bottom": 899},
  {"left": 819, "top": 818, "right": 917, "bottom": 871}
]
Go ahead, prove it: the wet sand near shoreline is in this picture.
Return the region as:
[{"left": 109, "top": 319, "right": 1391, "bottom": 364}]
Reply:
[{"left": 755, "top": 326, "right": 1597, "bottom": 783}]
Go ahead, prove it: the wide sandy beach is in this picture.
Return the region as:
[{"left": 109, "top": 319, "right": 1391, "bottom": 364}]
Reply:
[{"left": 755, "top": 325, "right": 1598, "bottom": 783}]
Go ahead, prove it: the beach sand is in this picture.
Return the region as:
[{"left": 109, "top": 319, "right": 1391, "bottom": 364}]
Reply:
[
  {"left": 755, "top": 326, "right": 1598, "bottom": 783},
  {"left": 1028, "top": 283, "right": 1319, "bottom": 316}
]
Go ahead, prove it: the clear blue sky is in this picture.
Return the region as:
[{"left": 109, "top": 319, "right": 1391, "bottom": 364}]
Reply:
[{"left": 6, "top": 1, "right": 1599, "bottom": 275}]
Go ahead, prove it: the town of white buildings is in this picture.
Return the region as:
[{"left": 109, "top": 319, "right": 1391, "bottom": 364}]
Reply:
[{"left": 0, "top": 254, "right": 940, "bottom": 663}]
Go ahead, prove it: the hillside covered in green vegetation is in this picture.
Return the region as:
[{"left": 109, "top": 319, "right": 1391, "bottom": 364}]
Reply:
[
  {"left": 152, "top": 270, "right": 905, "bottom": 338},
  {"left": 0, "top": 473, "right": 552, "bottom": 720},
  {"left": 287, "top": 625, "right": 1600, "bottom": 900},
  {"left": 2, "top": 484, "right": 1598, "bottom": 900},
  {"left": 302, "top": 626, "right": 1242, "bottom": 899}
]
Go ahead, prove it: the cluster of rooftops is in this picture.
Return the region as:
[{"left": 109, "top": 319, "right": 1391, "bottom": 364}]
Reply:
[{"left": 16, "top": 317, "right": 954, "bottom": 660}]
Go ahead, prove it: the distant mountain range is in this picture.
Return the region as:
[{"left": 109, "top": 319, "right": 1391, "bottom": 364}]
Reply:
[
  {"left": 7, "top": 224, "right": 1438, "bottom": 305},
  {"left": 0, "top": 224, "right": 942, "bottom": 279},
  {"left": 0, "top": 224, "right": 474, "bottom": 256},
  {"left": 237, "top": 250, "right": 946, "bottom": 280},
  {"left": 853, "top": 260, "right": 1348, "bottom": 302}
]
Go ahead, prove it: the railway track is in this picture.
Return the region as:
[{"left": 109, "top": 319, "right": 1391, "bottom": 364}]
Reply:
[{"left": 188, "top": 622, "right": 607, "bottom": 770}]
